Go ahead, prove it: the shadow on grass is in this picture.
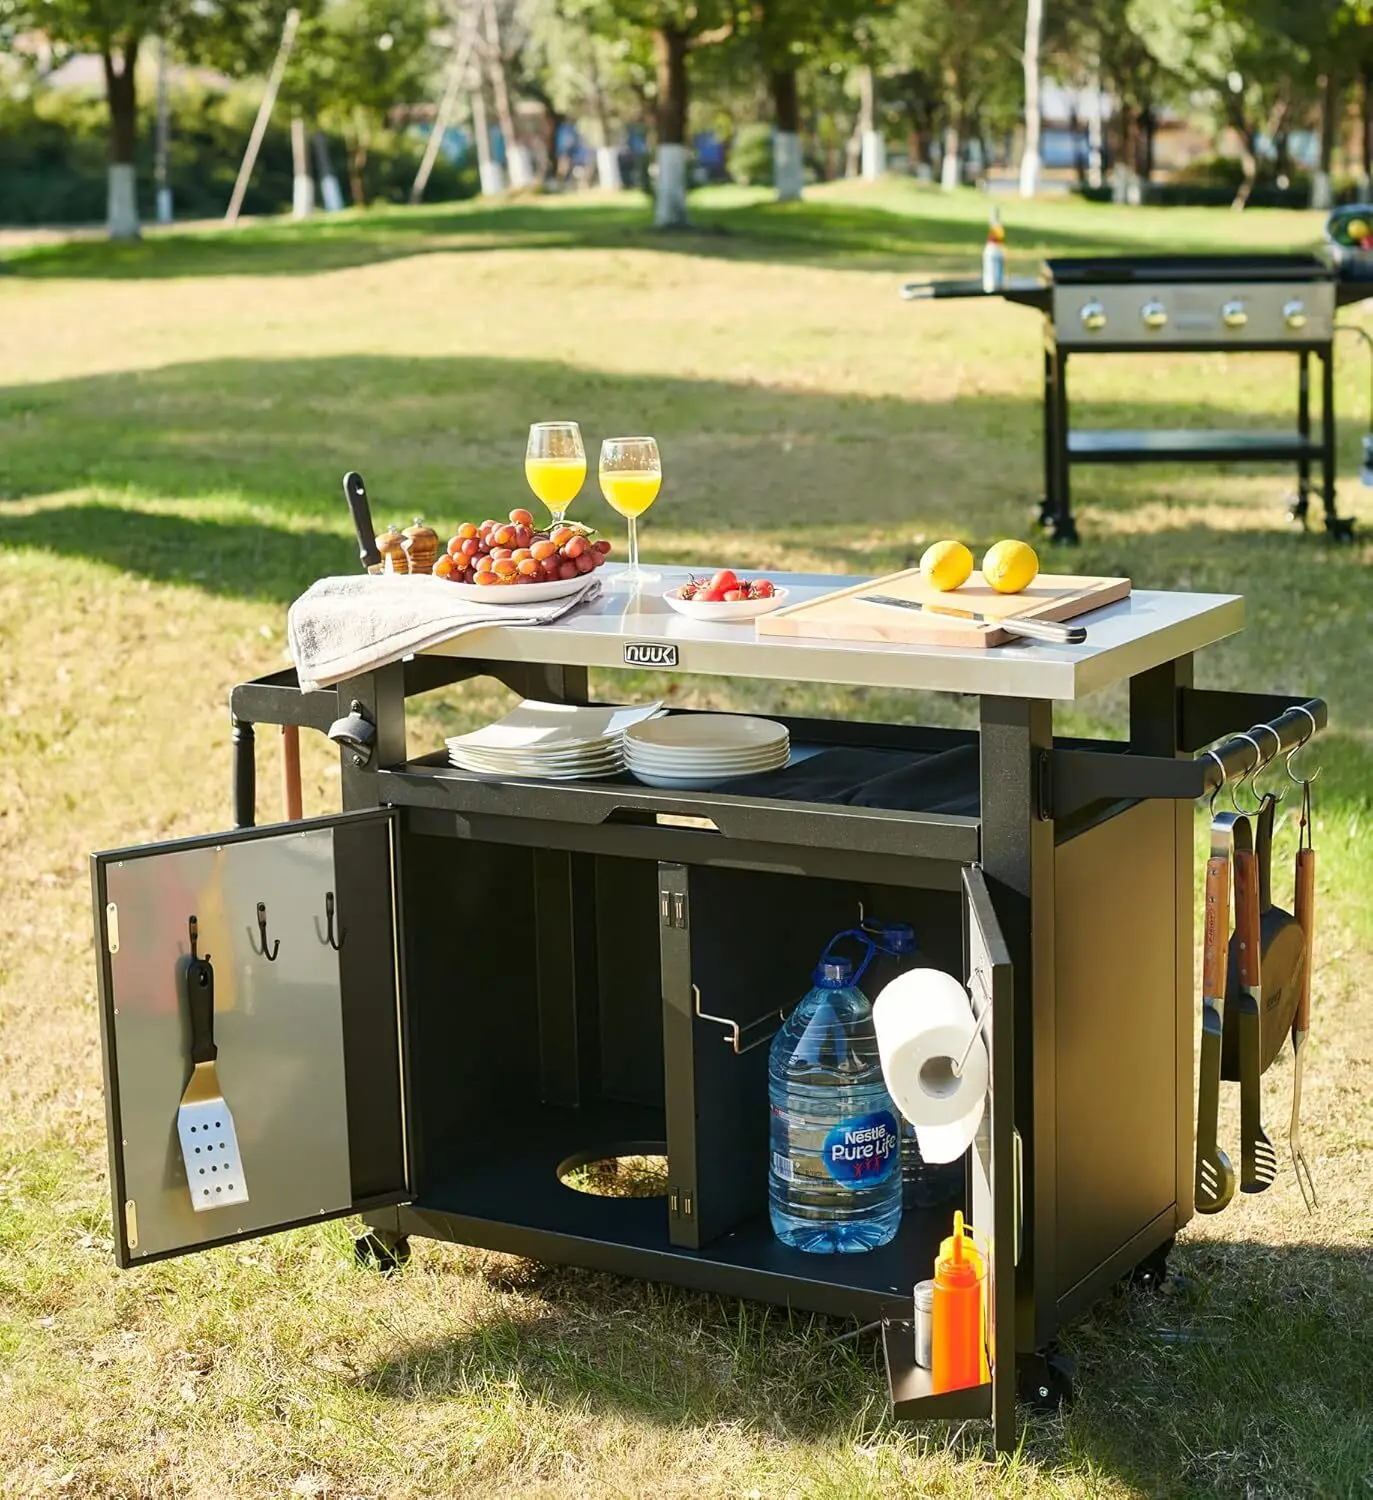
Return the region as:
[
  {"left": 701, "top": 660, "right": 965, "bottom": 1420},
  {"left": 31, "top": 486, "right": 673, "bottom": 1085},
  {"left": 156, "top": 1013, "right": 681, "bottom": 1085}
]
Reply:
[
  {"left": 354, "top": 1239, "right": 1373, "bottom": 1496},
  {"left": 1, "top": 187, "right": 1301, "bottom": 282}
]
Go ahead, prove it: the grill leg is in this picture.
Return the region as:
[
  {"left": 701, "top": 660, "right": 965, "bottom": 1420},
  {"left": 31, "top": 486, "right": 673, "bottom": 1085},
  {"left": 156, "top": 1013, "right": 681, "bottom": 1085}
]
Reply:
[
  {"left": 1320, "top": 347, "right": 1355, "bottom": 541},
  {"left": 1290, "top": 351, "right": 1311, "bottom": 525},
  {"left": 1049, "top": 347, "right": 1078, "bottom": 545},
  {"left": 1037, "top": 346, "right": 1056, "bottom": 531}
]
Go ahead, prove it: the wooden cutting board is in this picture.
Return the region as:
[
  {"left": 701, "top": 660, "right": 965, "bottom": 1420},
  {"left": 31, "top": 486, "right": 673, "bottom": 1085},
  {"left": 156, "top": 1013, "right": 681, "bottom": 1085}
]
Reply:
[{"left": 756, "top": 568, "right": 1132, "bottom": 649}]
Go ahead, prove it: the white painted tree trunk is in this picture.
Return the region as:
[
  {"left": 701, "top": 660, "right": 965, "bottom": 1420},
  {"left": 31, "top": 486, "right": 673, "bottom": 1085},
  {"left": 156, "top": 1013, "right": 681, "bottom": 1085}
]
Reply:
[
  {"left": 1019, "top": 0, "right": 1043, "bottom": 198},
  {"left": 1086, "top": 71, "right": 1104, "bottom": 189},
  {"left": 861, "top": 131, "right": 885, "bottom": 181},
  {"left": 596, "top": 146, "right": 622, "bottom": 190},
  {"left": 107, "top": 164, "right": 139, "bottom": 240},
  {"left": 1311, "top": 171, "right": 1333, "bottom": 210},
  {"left": 471, "top": 89, "right": 506, "bottom": 196},
  {"left": 320, "top": 174, "right": 344, "bottom": 212},
  {"left": 507, "top": 144, "right": 535, "bottom": 188},
  {"left": 774, "top": 131, "right": 803, "bottom": 201},
  {"left": 940, "top": 126, "right": 960, "bottom": 190},
  {"left": 654, "top": 141, "right": 688, "bottom": 227},
  {"left": 291, "top": 117, "right": 314, "bottom": 218}
]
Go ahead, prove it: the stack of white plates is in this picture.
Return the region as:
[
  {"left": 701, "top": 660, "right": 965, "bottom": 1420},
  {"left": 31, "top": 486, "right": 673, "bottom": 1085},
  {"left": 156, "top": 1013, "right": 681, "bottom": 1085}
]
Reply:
[
  {"left": 447, "top": 699, "right": 662, "bottom": 779},
  {"left": 624, "top": 714, "right": 790, "bottom": 789}
]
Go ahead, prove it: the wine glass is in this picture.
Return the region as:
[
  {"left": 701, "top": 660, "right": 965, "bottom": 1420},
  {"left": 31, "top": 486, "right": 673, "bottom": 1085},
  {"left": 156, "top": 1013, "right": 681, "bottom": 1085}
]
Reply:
[
  {"left": 525, "top": 421, "right": 586, "bottom": 527},
  {"left": 599, "top": 436, "right": 661, "bottom": 587}
]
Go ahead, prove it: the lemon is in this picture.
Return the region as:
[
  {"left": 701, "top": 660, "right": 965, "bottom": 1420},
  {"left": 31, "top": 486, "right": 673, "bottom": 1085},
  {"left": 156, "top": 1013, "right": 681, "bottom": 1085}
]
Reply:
[
  {"left": 919, "top": 540, "right": 974, "bottom": 592},
  {"left": 982, "top": 539, "right": 1039, "bottom": 594},
  {"left": 1349, "top": 217, "right": 1369, "bottom": 240}
]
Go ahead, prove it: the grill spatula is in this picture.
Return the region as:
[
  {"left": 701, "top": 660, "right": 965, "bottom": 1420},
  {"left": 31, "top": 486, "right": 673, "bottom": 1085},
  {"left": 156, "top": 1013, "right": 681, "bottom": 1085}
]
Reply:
[
  {"left": 1196, "top": 812, "right": 1237, "bottom": 1213},
  {"left": 176, "top": 917, "right": 250, "bottom": 1212},
  {"left": 1232, "top": 821, "right": 1279, "bottom": 1194}
]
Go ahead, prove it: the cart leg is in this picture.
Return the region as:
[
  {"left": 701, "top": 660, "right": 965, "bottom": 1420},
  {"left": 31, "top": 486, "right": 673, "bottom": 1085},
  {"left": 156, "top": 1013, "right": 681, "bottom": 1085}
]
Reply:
[
  {"left": 1128, "top": 1235, "right": 1176, "bottom": 1294},
  {"left": 280, "top": 724, "right": 303, "bottom": 821},
  {"left": 1320, "top": 347, "right": 1355, "bottom": 541},
  {"left": 355, "top": 1228, "right": 411, "bottom": 1274},
  {"left": 1289, "top": 351, "right": 1311, "bottom": 525},
  {"left": 231, "top": 718, "right": 255, "bottom": 829},
  {"left": 1017, "top": 1345, "right": 1076, "bottom": 1410},
  {"left": 1050, "top": 348, "right": 1079, "bottom": 545},
  {"left": 1037, "top": 346, "right": 1057, "bottom": 531}
]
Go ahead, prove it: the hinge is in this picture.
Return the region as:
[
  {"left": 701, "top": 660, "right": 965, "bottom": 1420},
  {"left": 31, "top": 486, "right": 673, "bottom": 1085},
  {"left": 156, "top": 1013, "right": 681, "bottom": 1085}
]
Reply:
[
  {"left": 106, "top": 902, "right": 120, "bottom": 954},
  {"left": 660, "top": 888, "right": 687, "bottom": 929},
  {"left": 124, "top": 1199, "right": 138, "bottom": 1250}
]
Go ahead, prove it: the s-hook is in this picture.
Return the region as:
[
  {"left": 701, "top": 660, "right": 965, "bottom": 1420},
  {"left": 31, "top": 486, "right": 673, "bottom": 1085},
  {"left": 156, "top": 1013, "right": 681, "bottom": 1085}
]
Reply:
[
  {"left": 324, "top": 891, "right": 345, "bottom": 952},
  {"left": 1247, "top": 722, "right": 1287, "bottom": 804},
  {"left": 255, "top": 901, "right": 280, "bottom": 962},
  {"left": 1229, "top": 732, "right": 1268, "bottom": 816},
  {"left": 1285, "top": 704, "right": 1322, "bottom": 790}
]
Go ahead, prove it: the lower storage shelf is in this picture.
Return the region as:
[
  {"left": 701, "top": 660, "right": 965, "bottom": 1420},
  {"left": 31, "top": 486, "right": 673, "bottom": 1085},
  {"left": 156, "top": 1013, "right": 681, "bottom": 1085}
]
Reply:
[{"left": 392, "top": 1101, "right": 952, "bottom": 1320}]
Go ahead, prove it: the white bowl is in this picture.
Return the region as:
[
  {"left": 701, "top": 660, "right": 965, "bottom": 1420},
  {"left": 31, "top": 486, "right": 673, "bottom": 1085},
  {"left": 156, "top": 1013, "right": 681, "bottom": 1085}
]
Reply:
[{"left": 662, "top": 587, "right": 789, "bottom": 621}]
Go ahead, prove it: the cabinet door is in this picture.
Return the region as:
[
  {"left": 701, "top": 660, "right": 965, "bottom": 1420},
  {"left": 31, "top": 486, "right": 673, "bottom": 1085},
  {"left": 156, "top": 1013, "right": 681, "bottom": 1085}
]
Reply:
[
  {"left": 92, "top": 810, "right": 407, "bottom": 1267},
  {"left": 963, "top": 865, "right": 1017, "bottom": 1451}
]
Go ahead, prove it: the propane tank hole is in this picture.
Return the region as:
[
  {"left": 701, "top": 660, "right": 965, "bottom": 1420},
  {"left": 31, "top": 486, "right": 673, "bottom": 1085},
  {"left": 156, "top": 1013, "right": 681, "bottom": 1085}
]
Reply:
[{"left": 556, "top": 1142, "right": 669, "bottom": 1198}]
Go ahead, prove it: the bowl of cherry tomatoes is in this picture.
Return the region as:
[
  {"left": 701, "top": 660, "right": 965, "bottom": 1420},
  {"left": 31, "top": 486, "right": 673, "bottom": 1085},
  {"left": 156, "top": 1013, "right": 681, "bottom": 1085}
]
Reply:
[{"left": 663, "top": 569, "right": 789, "bottom": 621}]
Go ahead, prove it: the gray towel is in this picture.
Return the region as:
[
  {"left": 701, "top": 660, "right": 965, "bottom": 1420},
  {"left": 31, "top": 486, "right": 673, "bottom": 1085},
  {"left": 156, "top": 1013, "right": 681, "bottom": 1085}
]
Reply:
[{"left": 288, "top": 574, "right": 601, "bottom": 691}]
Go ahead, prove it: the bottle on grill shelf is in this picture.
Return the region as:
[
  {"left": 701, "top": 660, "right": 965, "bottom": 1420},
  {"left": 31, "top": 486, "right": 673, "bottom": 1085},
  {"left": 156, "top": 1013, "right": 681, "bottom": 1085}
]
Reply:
[
  {"left": 982, "top": 209, "right": 1006, "bottom": 293},
  {"left": 768, "top": 931, "right": 902, "bottom": 1254},
  {"left": 861, "top": 919, "right": 967, "bottom": 1210}
]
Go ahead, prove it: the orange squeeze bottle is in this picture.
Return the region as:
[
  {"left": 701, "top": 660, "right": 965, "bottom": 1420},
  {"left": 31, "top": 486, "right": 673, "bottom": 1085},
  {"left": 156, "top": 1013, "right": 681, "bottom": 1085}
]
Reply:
[{"left": 931, "top": 1211, "right": 985, "bottom": 1393}]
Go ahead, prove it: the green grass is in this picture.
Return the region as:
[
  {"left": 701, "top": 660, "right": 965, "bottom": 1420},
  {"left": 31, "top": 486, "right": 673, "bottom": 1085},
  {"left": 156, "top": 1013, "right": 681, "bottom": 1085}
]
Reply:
[{"left": 1, "top": 180, "right": 1370, "bottom": 1498}]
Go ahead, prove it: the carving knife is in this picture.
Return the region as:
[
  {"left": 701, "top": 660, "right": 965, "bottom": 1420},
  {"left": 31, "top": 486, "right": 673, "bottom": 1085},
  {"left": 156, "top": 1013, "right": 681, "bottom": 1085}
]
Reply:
[
  {"left": 859, "top": 594, "right": 1087, "bottom": 645},
  {"left": 1196, "top": 810, "right": 1238, "bottom": 1213},
  {"left": 1232, "top": 815, "right": 1278, "bottom": 1193},
  {"left": 343, "top": 470, "right": 383, "bottom": 573}
]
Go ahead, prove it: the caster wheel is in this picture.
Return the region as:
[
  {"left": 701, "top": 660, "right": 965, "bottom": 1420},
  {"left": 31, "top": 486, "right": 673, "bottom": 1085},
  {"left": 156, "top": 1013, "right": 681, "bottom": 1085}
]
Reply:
[
  {"left": 1286, "top": 494, "right": 1309, "bottom": 526},
  {"left": 1018, "top": 1345, "right": 1076, "bottom": 1410},
  {"left": 1129, "top": 1236, "right": 1175, "bottom": 1295},
  {"left": 1326, "top": 516, "right": 1356, "bottom": 543},
  {"left": 355, "top": 1231, "right": 410, "bottom": 1275},
  {"left": 1035, "top": 499, "right": 1056, "bottom": 530}
]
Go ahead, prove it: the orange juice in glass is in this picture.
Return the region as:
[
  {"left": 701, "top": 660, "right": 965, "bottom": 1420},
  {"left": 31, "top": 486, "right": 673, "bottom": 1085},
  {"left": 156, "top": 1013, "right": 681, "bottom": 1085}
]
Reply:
[
  {"left": 599, "top": 436, "right": 661, "bottom": 586},
  {"left": 525, "top": 421, "right": 586, "bottom": 525}
]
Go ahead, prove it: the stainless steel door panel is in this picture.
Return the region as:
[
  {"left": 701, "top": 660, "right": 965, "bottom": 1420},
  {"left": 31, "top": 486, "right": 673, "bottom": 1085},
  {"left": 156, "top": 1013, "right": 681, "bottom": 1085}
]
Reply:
[{"left": 104, "top": 826, "right": 353, "bottom": 1258}]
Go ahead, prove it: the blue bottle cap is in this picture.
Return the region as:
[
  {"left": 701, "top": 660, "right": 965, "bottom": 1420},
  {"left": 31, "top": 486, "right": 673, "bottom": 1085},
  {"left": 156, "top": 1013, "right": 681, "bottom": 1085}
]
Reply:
[
  {"left": 877, "top": 922, "right": 916, "bottom": 954},
  {"left": 813, "top": 957, "right": 854, "bottom": 988}
]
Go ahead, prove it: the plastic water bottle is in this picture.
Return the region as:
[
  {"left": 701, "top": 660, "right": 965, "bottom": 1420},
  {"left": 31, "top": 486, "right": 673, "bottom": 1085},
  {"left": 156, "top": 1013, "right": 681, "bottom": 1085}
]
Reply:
[
  {"left": 769, "top": 933, "right": 902, "bottom": 1253},
  {"left": 982, "top": 208, "right": 1006, "bottom": 293},
  {"left": 863, "top": 920, "right": 966, "bottom": 1211}
]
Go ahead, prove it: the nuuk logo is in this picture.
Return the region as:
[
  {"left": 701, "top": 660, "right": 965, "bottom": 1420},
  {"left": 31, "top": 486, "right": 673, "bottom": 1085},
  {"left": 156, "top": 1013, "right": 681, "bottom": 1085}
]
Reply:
[{"left": 624, "top": 642, "right": 678, "bottom": 668}]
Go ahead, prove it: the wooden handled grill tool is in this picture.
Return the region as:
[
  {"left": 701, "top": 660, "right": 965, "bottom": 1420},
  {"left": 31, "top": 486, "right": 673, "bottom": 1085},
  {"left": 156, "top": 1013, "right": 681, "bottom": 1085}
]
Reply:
[
  {"left": 1196, "top": 804, "right": 1238, "bottom": 1214},
  {"left": 1289, "top": 715, "right": 1320, "bottom": 1215}
]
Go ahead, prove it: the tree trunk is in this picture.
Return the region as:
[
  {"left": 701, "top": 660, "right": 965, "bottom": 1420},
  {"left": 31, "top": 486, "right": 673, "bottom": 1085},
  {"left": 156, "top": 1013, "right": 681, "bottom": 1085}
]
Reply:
[
  {"left": 1018, "top": 0, "right": 1043, "bottom": 197},
  {"left": 1362, "top": 63, "right": 1373, "bottom": 193},
  {"left": 291, "top": 115, "right": 314, "bottom": 218},
  {"left": 858, "top": 64, "right": 884, "bottom": 180},
  {"left": 1312, "top": 72, "right": 1337, "bottom": 210},
  {"left": 771, "top": 67, "right": 802, "bottom": 202},
  {"left": 1233, "top": 128, "right": 1259, "bottom": 212},
  {"left": 103, "top": 40, "right": 140, "bottom": 240},
  {"left": 1140, "top": 105, "right": 1156, "bottom": 182},
  {"left": 482, "top": 0, "right": 530, "bottom": 187},
  {"left": 653, "top": 26, "right": 690, "bottom": 226}
]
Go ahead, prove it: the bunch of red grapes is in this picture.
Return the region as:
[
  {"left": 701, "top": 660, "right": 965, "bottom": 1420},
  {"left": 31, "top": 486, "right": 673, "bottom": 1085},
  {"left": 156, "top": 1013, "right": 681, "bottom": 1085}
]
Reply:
[{"left": 435, "top": 508, "right": 612, "bottom": 586}]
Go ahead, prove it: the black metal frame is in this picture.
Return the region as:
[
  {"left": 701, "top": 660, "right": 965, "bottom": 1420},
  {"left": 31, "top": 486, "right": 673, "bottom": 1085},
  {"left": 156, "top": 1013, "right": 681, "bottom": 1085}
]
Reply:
[{"left": 1040, "top": 339, "right": 1348, "bottom": 545}]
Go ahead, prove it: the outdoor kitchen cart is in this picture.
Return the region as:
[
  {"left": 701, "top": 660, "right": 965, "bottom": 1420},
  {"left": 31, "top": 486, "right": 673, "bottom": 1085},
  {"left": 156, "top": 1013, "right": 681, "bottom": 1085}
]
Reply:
[{"left": 90, "top": 573, "right": 1328, "bottom": 1451}]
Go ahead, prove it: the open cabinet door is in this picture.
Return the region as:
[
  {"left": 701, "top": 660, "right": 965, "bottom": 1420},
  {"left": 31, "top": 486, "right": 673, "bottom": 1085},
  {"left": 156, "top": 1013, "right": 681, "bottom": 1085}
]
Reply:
[
  {"left": 963, "top": 864, "right": 1018, "bottom": 1453},
  {"left": 92, "top": 809, "right": 408, "bottom": 1267},
  {"left": 883, "top": 864, "right": 1016, "bottom": 1451}
]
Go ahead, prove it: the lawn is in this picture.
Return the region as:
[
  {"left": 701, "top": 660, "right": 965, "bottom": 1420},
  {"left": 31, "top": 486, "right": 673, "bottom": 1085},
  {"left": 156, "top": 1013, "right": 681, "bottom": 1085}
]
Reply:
[{"left": 1, "top": 180, "right": 1370, "bottom": 1500}]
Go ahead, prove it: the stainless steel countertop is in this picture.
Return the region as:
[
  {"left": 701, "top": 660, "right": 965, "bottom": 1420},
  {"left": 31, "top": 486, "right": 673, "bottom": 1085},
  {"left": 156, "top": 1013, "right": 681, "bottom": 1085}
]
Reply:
[{"left": 423, "top": 566, "right": 1243, "bottom": 701}]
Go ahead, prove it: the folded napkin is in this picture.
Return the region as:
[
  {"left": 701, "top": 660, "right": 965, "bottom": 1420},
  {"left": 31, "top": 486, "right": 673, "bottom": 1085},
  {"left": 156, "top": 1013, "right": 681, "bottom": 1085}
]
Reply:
[{"left": 288, "top": 574, "right": 601, "bottom": 692}]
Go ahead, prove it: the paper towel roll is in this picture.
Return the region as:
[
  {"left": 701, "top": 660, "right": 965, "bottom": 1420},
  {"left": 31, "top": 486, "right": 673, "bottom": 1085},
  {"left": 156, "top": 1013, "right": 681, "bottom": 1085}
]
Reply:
[
  {"left": 914, "top": 1097, "right": 986, "bottom": 1164},
  {"left": 872, "top": 968, "right": 989, "bottom": 1142}
]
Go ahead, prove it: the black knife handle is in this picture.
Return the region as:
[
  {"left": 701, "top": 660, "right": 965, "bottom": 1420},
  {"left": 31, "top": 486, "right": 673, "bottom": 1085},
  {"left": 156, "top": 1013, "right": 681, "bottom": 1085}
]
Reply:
[
  {"left": 184, "top": 953, "right": 217, "bottom": 1065},
  {"left": 343, "top": 471, "right": 382, "bottom": 572}
]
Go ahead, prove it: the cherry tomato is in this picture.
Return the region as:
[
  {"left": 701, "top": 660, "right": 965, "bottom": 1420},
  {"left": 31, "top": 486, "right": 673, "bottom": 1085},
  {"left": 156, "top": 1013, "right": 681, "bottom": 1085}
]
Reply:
[
  {"left": 710, "top": 569, "right": 739, "bottom": 592},
  {"left": 723, "top": 588, "right": 745, "bottom": 602}
]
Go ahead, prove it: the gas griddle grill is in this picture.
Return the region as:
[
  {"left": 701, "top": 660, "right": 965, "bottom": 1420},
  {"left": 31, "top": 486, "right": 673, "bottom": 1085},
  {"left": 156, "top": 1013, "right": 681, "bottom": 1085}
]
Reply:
[{"left": 903, "top": 252, "right": 1364, "bottom": 543}]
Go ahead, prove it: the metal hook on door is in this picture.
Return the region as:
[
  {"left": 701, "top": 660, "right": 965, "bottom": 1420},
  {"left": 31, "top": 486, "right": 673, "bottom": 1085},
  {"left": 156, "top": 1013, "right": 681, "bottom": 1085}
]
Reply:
[
  {"left": 255, "top": 902, "right": 280, "bottom": 962},
  {"left": 324, "top": 891, "right": 345, "bottom": 952}
]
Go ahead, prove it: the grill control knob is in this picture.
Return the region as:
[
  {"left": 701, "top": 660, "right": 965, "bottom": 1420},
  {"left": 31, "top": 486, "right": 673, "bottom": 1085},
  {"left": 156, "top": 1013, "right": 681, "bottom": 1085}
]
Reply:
[
  {"left": 1283, "top": 299, "right": 1308, "bottom": 331},
  {"left": 1221, "top": 299, "right": 1248, "bottom": 329},
  {"left": 1140, "top": 299, "right": 1168, "bottom": 331},
  {"left": 1080, "top": 300, "right": 1107, "bottom": 332}
]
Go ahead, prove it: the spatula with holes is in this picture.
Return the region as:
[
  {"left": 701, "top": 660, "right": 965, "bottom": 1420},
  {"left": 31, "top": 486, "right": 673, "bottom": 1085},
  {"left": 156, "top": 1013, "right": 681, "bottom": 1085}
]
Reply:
[
  {"left": 1232, "top": 820, "right": 1279, "bottom": 1193},
  {"left": 176, "top": 917, "right": 250, "bottom": 1212}
]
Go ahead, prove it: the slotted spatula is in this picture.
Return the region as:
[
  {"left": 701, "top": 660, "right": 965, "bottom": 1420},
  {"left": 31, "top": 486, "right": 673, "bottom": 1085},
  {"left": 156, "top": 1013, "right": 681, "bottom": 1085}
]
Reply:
[
  {"left": 176, "top": 917, "right": 250, "bottom": 1212},
  {"left": 1232, "top": 822, "right": 1279, "bottom": 1194}
]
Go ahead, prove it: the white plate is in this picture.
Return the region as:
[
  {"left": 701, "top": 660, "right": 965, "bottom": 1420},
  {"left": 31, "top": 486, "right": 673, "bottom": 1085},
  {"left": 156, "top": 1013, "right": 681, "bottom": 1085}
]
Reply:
[
  {"left": 454, "top": 741, "right": 625, "bottom": 765},
  {"left": 662, "top": 587, "right": 789, "bottom": 621},
  {"left": 455, "top": 761, "right": 623, "bottom": 781},
  {"left": 449, "top": 699, "right": 663, "bottom": 752},
  {"left": 442, "top": 575, "right": 598, "bottom": 605},
  {"left": 624, "top": 746, "right": 788, "bottom": 771},
  {"left": 628, "top": 765, "right": 785, "bottom": 790},
  {"left": 626, "top": 714, "right": 788, "bottom": 755},
  {"left": 452, "top": 754, "right": 624, "bottom": 775}
]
